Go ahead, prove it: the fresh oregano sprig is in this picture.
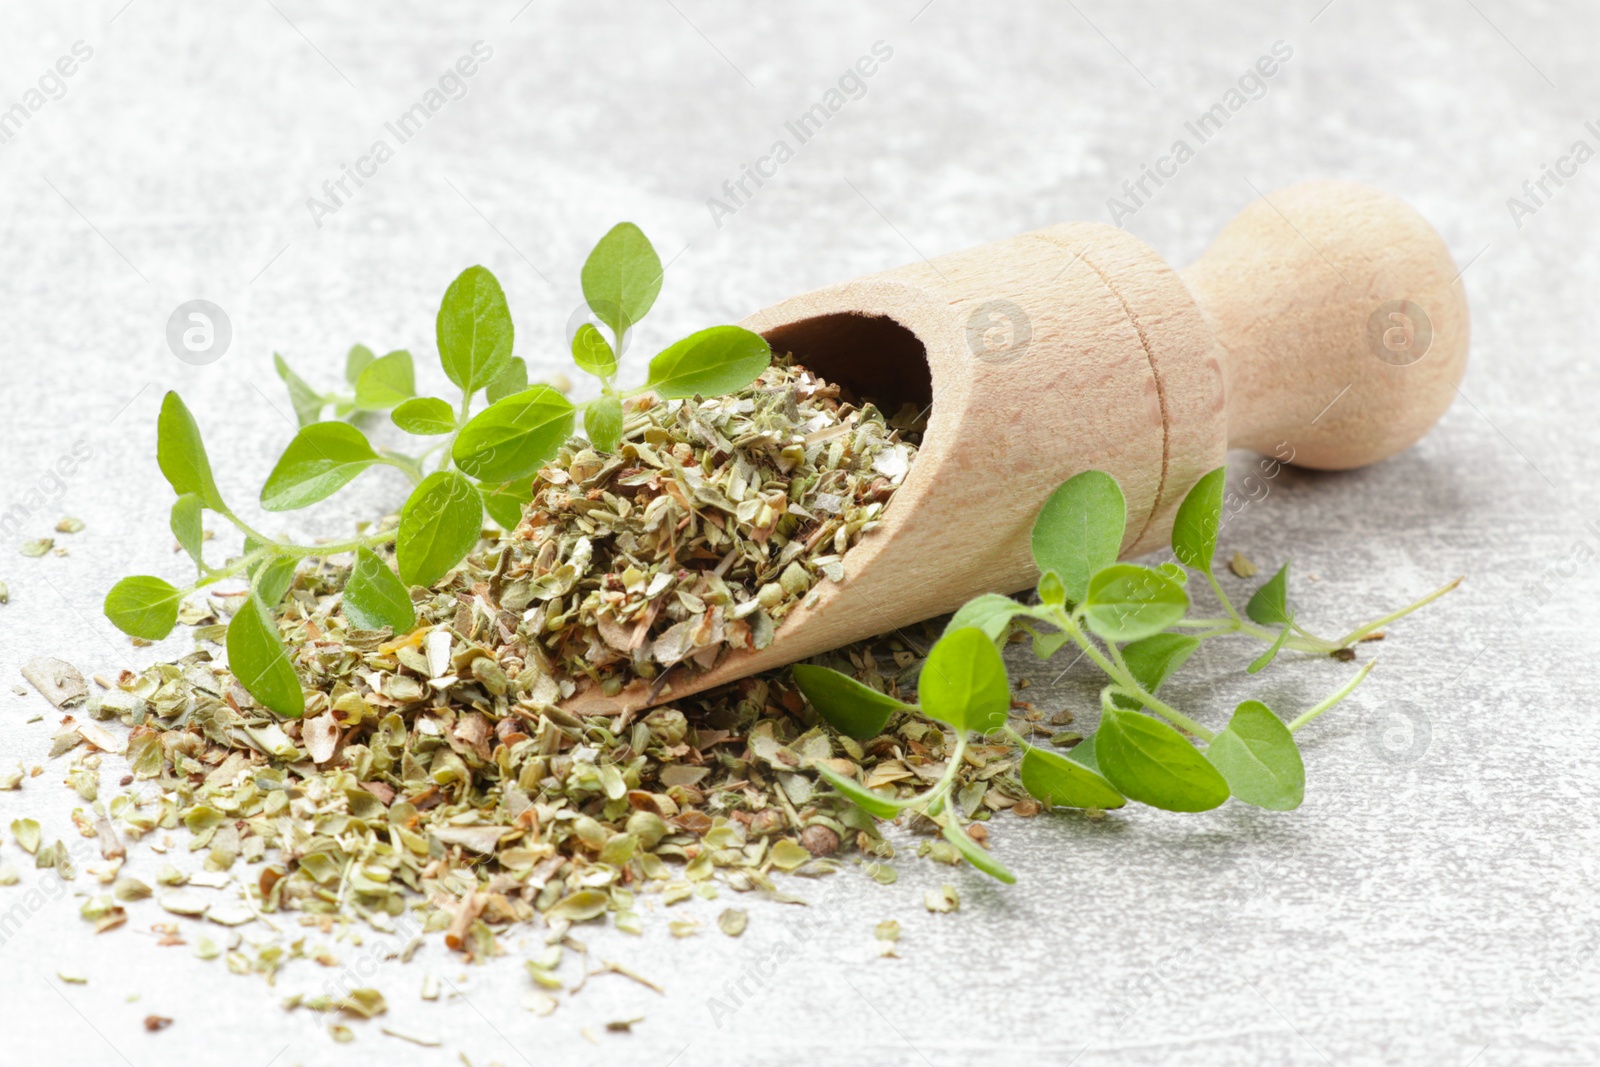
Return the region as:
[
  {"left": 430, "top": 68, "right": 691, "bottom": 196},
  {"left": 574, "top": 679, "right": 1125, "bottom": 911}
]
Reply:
[
  {"left": 103, "top": 223, "right": 772, "bottom": 718},
  {"left": 795, "top": 465, "right": 1460, "bottom": 883}
]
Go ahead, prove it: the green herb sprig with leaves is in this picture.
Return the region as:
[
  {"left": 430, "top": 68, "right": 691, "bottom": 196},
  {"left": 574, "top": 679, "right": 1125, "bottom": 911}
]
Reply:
[
  {"left": 104, "top": 224, "right": 771, "bottom": 717},
  {"left": 795, "top": 466, "right": 1459, "bottom": 884}
]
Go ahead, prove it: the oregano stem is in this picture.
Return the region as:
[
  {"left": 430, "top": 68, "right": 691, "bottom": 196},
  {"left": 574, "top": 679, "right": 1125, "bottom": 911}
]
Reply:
[
  {"left": 1288, "top": 659, "right": 1375, "bottom": 733},
  {"left": 1331, "top": 577, "right": 1462, "bottom": 648},
  {"left": 916, "top": 731, "right": 969, "bottom": 813},
  {"left": 1203, "top": 568, "right": 1240, "bottom": 623},
  {"left": 1044, "top": 607, "right": 1216, "bottom": 742},
  {"left": 376, "top": 452, "right": 425, "bottom": 485},
  {"left": 1171, "top": 616, "right": 1338, "bottom": 654}
]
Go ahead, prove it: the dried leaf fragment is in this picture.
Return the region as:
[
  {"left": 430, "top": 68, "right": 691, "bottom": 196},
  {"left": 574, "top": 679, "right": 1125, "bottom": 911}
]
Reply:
[{"left": 22, "top": 657, "right": 87, "bottom": 709}]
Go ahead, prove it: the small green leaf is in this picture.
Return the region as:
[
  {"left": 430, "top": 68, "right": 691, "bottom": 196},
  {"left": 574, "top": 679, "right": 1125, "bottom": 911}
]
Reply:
[
  {"left": 1113, "top": 632, "right": 1199, "bottom": 708},
  {"left": 1083, "top": 563, "right": 1190, "bottom": 643},
  {"left": 1206, "top": 700, "right": 1304, "bottom": 810},
  {"left": 946, "top": 593, "right": 1031, "bottom": 641},
  {"left": 479, "top": 479, "right": 531, "bottom": 530},
  {"left": 390, "top": 397, "right": 456, "bottom": 436},
  {"left": 343, "top": 548, "right": 415, "bottom": 633},
  {"left": 584, "top": 393, "right": 624, "bottom": 453},
  {"left": 260, "top": 422, "right": 380, "bottom": 511},
  {"left": 1095, "top": 705, "right": 1229, "bottom": 812},
  {"left": 226, "top": 593, "right": 304, "bottom": 717},
  {"left": 345, "top": 344, "right": 375, "bottom": 385},
  {"left": 486, "top": 357, "right": 529, "bottom": 404},
  {"left": 571, "top": 323, "right": 617, "bottom": 379},
  {"left": 646, "top": 325, "right": 771, "bottom": 400},
  {"left": 1030, "top": 470, "right": 1125, "bottom": 605},
  {"left": 581, "top": 222, "right": 663, "bottom": 338},
  {"left": 813, "top": 763, "right": 908, "bottom": 818},
  {"left": 353, "top": 350, "right": 415, "bottom": 411},
  {"left": 1171, "top": 466, "right": 1226, "bottom": 573},
  {"left": 940, "top": 819, "right": 1016, "bottom": 884},
  {"left": 452, "top": 386, "right": 577, "bottom": 484},
  {"left": 170, "top": 493, "right": 205, "bottom": 569},
  {"left": 1246, "top": 562, "right": 1291, "bottom": 625},
  {"left": 1019, "top": 744, "right": 1125, "bottom": 809},
  {"left": 791, "top": 664, "right": 909, "bottom": 739},
  {"left": 1065, "top": 733, "right": 1101, "bottom": 774},
  {"left": 274, "top": 354, "right": 324, "bottom": 427},
  {"left": 437, "top": 265, "right": 514, "bottom": 396},
  {"left": 1029, "top": 627, "right": 1072, "bottom": 660},
  {"left": 104, "top": 576, "right": 182, "bottom": 640},
  {"left": 253, "top": 556, "right": 297, "bottom": 608},
  {"left": 1038, "top": 570, "right": 1067, "bottom": 606},
  {"left": 917, "top": 627, "right": 1011, "bottom": 735},
  {"left": 156, "top": 392, "right": 225, "bottom": 511},
  {"left": 396, "top": 471, "right": 483, "bottom": 588},
  {"left": 1247, "top": 616, "right": 1294, "bottom": 675}
]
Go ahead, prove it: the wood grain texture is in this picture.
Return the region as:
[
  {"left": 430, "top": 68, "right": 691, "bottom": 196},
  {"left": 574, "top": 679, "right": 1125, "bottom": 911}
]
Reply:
[{"left": 565, "top": 180, "right": 1467, "bottom": 714}]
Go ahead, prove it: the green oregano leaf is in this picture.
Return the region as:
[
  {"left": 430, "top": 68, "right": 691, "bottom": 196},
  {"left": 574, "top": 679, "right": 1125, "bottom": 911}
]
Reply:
[
  {"left": 583, "top": 393, "right": 624, "bottom": 453},
  {"left": 1205, "top": 700, "right": 1304, "bottom": 810},
  {"left": 274, "top": 353, "right": 324, "bottom": 427},
  {"left": 253, "top": 556, "right": 297, "bottom": 608},
  {"left": 1082, "top": 563, "right": 1190, "bottom": 643},
  {"left": 1246, "top": 562, "right": 1291, "bottom": 625},
  {"left": 1065, "top": 733, "right": 1101, "bottom": 774},
  {"left": 1018, "top": 743, "right": 1125, "bottom": 810},
  {"left": 1030, "top": 470, "right": 1125, "bottom": 605},
  {"left": 343, "top": 547, "right": 415, "bottom": 633},
  {"left": 1171, "top": 466, "right": 1226, "bottom": 573},
  {"left": 226, "top": 592, "right": 304, "bottom": 718},
  {"left": 917, "top": 627, "right": 1010, "bottom": 735},
  {"left": 104, "top": 576, "right": 183, "bottom": 640},
  {"left": 478, "top": 480, "right": 532, "bottom": 531},
  {"left": 1247, "top": 616, "right": 1294, "bottom": 674},
  {"left": 581, "top": 222, "right": 663, "bottom": 338},
  {"left": 945, "top": 593, "right": 1031, "bottom": 641},
  {"left": 390, "top": 397, "right": 457, "bottom": 436},
  {"left": 1095, "top": 704, "right": 1229, "bottom": 812},
  {"left": 940, "top": 819, "right": 1016, "bottom": 884},
  {"left": 1029, "top": 626, "right": 1072, "bottom": 660},
  {"left": 260, "top": 422, "right": 380, "bottom": 511},
  {"left": 486, "top": 356, "right": 529, "bottom": 404},
  {"left": 353, "top": 350, "right": 416, "bottom": 411},
  {"left": 646, "top": 325, "right": 771, "bottom": 400},
  {"left": 437, "top": 265, "right": 514, "bottom": 396},
  {"left": 345, "top": 344, "right": 375, "bottom": 384},
  {"left": 791, "top": 664, "right": 908, "bottom": 739},
  {"left": 451, "top": 386, "right": 577, "bottom": 484},
  {"left": 812, "top": 763, "right": 908, "bottom": 819},
  {"left": 156, "top": 392, "right": 225, "bottom": 511},
  {"left": 396, "top": 471, "right": 483, "bottom": 588},
  {"left": 170, "top": 493, "right": 205, "bottom": 570},
  {"left": 1113, "top": 632, "right": 1199, "bottom": 708},
  {"left": 572, "top": 323, "right": 617, "bottom": 379}
]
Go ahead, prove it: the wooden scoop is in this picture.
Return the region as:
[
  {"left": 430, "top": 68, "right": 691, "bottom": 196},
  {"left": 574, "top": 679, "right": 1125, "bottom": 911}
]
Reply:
[{"left": 565, "top": 180, "right": 1468, "bottom": 715}]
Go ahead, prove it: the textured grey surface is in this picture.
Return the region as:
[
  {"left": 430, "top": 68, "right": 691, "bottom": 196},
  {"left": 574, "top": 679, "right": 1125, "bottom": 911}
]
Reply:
[{"left": 1, "top": 1, "right": 1596, "bottom": 1064}]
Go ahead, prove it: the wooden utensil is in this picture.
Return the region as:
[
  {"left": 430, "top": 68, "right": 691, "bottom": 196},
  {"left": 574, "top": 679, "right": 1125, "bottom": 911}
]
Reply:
[{"left": 566, "top": 180, "right": 1468, "bottom": 715}]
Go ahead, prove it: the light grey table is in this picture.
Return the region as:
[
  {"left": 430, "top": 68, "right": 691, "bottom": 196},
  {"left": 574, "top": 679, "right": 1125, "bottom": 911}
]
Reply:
[{"left": 1, "top": 2, "right": 1594, "bottom": 1064}]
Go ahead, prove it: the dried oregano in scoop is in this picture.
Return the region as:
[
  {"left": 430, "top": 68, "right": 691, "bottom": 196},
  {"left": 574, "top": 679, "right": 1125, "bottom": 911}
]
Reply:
[{"left": 500, "top": 357, "right": 917, "bottom": 700}]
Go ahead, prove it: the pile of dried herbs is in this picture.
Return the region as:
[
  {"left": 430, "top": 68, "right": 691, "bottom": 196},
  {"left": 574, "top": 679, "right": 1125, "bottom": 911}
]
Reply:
[{"left": 33, "top": 360, "right": 1033, "bottom": 988}]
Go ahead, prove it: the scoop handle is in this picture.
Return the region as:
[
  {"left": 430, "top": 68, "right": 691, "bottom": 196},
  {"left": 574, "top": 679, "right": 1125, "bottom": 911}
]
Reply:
[{"left": 1179, "top": 180, "right": 1469, "bottom": 469}]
